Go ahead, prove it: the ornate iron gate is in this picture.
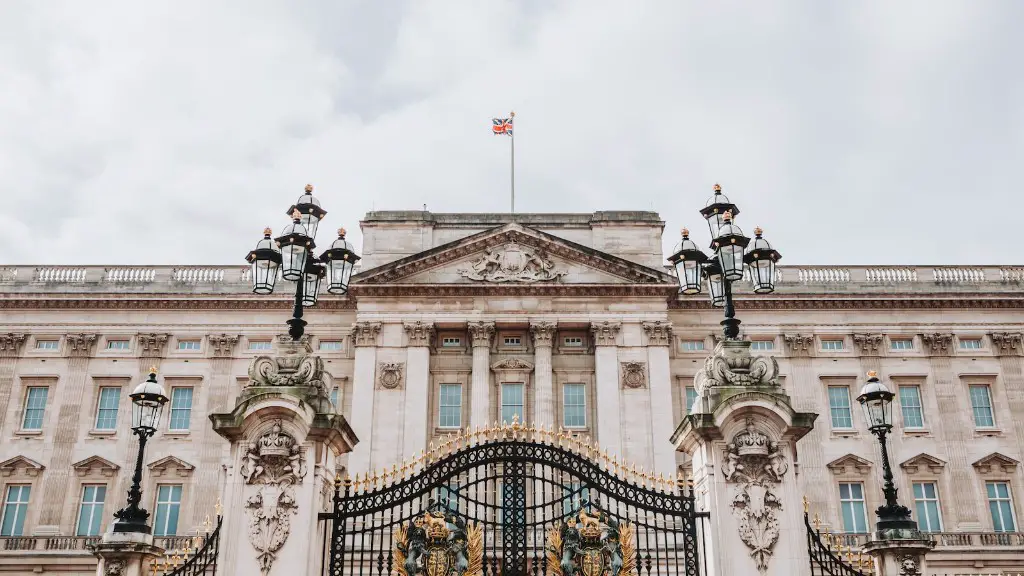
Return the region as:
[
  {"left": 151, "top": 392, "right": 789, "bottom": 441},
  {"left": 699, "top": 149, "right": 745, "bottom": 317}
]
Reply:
[
  {"left": 323, "top": 424, "right": 705, "bottom": 576},
  {"left": 804, "top": 502, "right": 872, "bottom": 575}
]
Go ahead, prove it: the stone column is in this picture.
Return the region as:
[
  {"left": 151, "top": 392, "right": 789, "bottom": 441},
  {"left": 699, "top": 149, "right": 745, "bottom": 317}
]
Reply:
[
  {"left": 348, "top": 322, "right": 381, "bottom": 474},
  {"left": 468, "top": 322, "right": 495, "bottom": 428},
  {"left": 921, "top": 332, "right": 979, "bottom": 527},
  {"left": 782, "top": 334, "right": 829, "bottom": 516},
  {"left": 191, "top": 334, "right": 238, "bottom": 524},
  {"left": 530, "top": 321, "right": 556, "bottom": 429},
  {"left": 591, "top": 322, "right": 621, "bottom": 457},
  {"left": 211, "top": 339, "right": 357, "bottom": 576},
  {"left": 37, "top": 333, "right": 97, "bottom": 534},
  {"left": 403, "top": 321, "right": 434, "bottom": 458},
  {"left": 643, "top": 321, "right": 675, "bottom": 477},
  {"left": 862, "top": 534, "right": 935, "bottom": 576},
  {"left": 675, "top": 340, "right": 817, "bottom": 576},
  {"left": 0, "top": 334, "right": 27, "bottom": 433},
  {"left": 92, "top": 532, "right": 164, "bottom": 576},
  {"left": 991, "top": 332, "right": 1024, "bottom": 464}
]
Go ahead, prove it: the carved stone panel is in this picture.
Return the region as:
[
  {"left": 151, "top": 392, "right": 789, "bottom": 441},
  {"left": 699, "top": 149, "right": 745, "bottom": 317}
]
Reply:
[
  {"left": 458, "top": 242, "right": 565, "bottom": 283},
  {"left": 782, "top": 334, "right": 814, "bottom": 356},
  {"left": 920, "top": 333, "right": 954, "bottom": 355},
  {"left": 897, "top": 554, "right": 922, "bottom": 576},
  {"left": 852, "top": 333, "right": 883, "bottom": 356},
  {"left": 378, "top": 362, "right": 404, "bottom": 389},
  {"left": 620, "top": 361, "right": 647, "bottom": 389},
  {"left": 247, "top": 341, "right": 325, "bottom": 391},
  {"left": 66, "top": 333, "right": 98, "bottom": 357},
  {"left": 137, "top": 333, "right": 169, "bottom": 358},
  {"left": 209, "top": 334, "right": 239, "bottom": 357},
  {"left": 991, "top": 332, "right": 1023, "bottom": 356},
  {"left": 0, "top": 333, "right": 26, "bottom": 356}
]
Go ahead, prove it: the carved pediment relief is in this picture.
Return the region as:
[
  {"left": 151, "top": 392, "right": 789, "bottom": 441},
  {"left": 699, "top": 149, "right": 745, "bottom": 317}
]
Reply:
[
  {"left": 826, "top": 454, "right": 872, "bottom": 475},
  {"left": 147, "top": 455, "right": 195, "bottom": 478},
  {"left": 972, "top": 452, "right": 1019, "bottom": 475},
  {"left": 491, "top": 357, "right": 535, "bottom": 372},
  {"left": 899, "top": 453, "right": 946, "bottom": 475},
  {"left": 72, "top": 456, "right": 120, "bottom": 478},
  {"left": 0, "top": 456, "right": 44, "bottom": 478}
]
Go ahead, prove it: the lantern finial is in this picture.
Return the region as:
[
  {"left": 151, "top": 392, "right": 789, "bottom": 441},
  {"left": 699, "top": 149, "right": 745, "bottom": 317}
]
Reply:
[
  {"left": 713, "top": 183, "right": 721, "bottom": 192},
  {"left": 291, "top": 209, "right": 301, "bottom": 220},
  {"left": 149, "top": 366, "right": 157, "bottom": 375},
  {"left": 722, "top": 210, "right": 733, "bottom": 222},
  {"left": 263, "top": 226, "right": 272, "bottom": 236},
  {"left": 338, "top": 227, "right": 347, "bottom": 236},
  {"left": 681, "top": 227, "right": 689, "bottom": 237},
  {"left": 753, "top": 226, "right": 763, "bottom": 236},
  {"left": 867, "top": 370, "right": 878, "bottom": 378},
  {"left": 305, "top": 184, "right": 313, "bottom": 193}
]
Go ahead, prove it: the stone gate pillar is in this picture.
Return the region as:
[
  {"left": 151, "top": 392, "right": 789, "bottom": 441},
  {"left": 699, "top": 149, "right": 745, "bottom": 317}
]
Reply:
[
  {"left": 673, "top": 340, "right": 817, "bottom": 576},
  {"left": 211, "top": 339, "right": 358, "bottom": 576}
]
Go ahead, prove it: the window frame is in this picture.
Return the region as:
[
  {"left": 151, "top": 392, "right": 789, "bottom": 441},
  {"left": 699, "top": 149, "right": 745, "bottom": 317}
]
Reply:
[
  {"left": 94, "top": 386, "right": 122, "bottom": 431},
  {"left": 76, "top": 484, "right": 107, "bottom": 537},
  {"left": 911, "top": 481, "right": 942, "bottom": 532},
  {"left": 104, "top": 338, "right": 131, "bottom": 351},
  {"left": 438, "top": 383, "right": 463, "bottom": 429},
  {"left": 820, "top": 338, "right": 846, "bottom": 352},
  {"left": 562, "top": 383, "right": 587, "bottom": 429},
  {"left": 985, "top": 481, "right": 1017, "bottom": 533},
  {"left": 827, "top": 385, "right": 854, "bottom": 430},
  {"left": 34, "top": 339, "right": 60, "bottom": 351},
  {"left": 318, "top": 340, "right": 343, "bottom": 352},
  {"left": 680, "top": 340, "right": 706, "bottom": 353},
  {"left": 0, "top": 485, "right": 31, "bottom": 537},
  {"left": 21, "top": 386, "right": 49, "bottom": 431},
  {"left": 897, "top": 385, "right": 925, "bottom": 429},
  {"left": 500, "top": 382, "right": 525, "bottom": 424},
  {"left": 175, "top": 339, "right": 202, "bottom": 352},
  {"left": 958, "top": 337, "right": 984, "bottom": 351},
  {"left": 167, "top": 387, "right": 194, "bottom": 432},
  {"left": 247, "top": 340, "right": 273, "bottom": 351},
  {"left": 968, "top": 383, "right": 996, "bottom": 428},
  {"left": 838, "top": 481, "right": 869, "bottom": 534},
  {"left": 889, "top": 338, "right": 914, "bottom": 351},
  {"left": 749, "top": 339, "right": 775, "bottom": 352},
  {"left": 152, "top": 484, "right": 183, "bottom": 537}
]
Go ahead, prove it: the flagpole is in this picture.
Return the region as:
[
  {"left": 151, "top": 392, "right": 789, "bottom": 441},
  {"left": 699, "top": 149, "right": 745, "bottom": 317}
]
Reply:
[{"left": 510, "top": 111, "right": 515, "bottom": 214}]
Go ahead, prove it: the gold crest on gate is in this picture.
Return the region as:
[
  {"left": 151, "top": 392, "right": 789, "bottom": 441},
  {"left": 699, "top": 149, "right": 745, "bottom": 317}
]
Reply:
[
  {"left": 394, "top": 509, "right": 483, "bottom": 576},
  {"left": 546, "top": 509, "right": 636, "bottom": 576}
]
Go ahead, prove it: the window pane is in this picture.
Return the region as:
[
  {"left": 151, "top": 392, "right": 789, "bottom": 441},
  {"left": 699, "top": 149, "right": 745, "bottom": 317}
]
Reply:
[
  {"left": 501, "top": 384, "right": 524, "bottom": 424},
  {"left": 77, "top": 485, "right": 106, "bottom": 536},
  {"left": 330, "top": 388, "right": 339, "bottom": 409},
  {"left": 563, "top": 384, "right": 586, "bottom": 428},
  {"left": 681, "top": 341, "right": 705, "bottom": 352},
  {"left": 912, "top": 482, "right": 941, "bottom": 532},
  {"left": 828, "top": 387, "right": 853, "bottom": 428},
  {"left": 839, "top": 482, "right": 867, "bottom": 533},
  {"left": 969, "top": 385, "right": 995, "bottom": 427},
  {"left": 898, "top": 386, "right": 924, "bottom": 428},
  {"left": 95, "top": 387, "right": 121, "bottom": 430},
  {"left": 154, "top": 485, "right": 182, "bottom": 536},
  {"left": 22, "top": 387, "right": 48, "bottom": 430},
  {"left": 750, "top": 340, "right": 774, "bottom": 351},
  {"left": 318, "top": 341, "right": 343, "bottom": 351},
  {"left": 986, "top": 482, "right": 1016, "bottom": 532},
  {"left": 439, "top": 384, "right": 462, "bottom": 428},
  {"left": 169, "top": 388, "right": 193, "bottom": 431},
  {"left": 685, "top": 387, "right": 698, "bottom": 413},
  {"left": 1, "top": 485, "right": 30, "bottom": 537}
]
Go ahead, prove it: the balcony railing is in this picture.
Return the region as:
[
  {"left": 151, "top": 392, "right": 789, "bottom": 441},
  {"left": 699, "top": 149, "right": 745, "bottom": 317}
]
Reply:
[
  {"left": 835, "top": 531, "right": 1024, "bottom": 549},
  {"left": 0, "top": 535, "right": 189, "bottom": 552}
]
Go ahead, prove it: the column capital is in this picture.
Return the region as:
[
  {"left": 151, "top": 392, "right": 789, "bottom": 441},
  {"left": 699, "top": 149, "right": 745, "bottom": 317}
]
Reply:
[
  {"left": 137, "top": 333, "right": 169, "bottom": 358},
  {"left": 782, "top": 334, "right": 814, "bottom": 356},
  {"left": 403, "top": 321, "right": 435, "bottom": 347},
  {"left": 352, "top": 322, "right": 382, "bottom": 347},
  {"left": 852, "top": 333, "right": 884, "bottom": 356},
  {"left": 990, "top": 332, "right": 1023, "bottom": 356},
  {"left": 65, "top": 333, "right": 97, "bottom": 357},
  {"left": 920, "top": 333, "right": 954, "bottom": 356},
  {"left": 208, "top": 334, "right": 239, "bottom": 358},
  {"left": 641, "top": 321, "right": 673, "bottom": 347},
  {"left": 468, "top": 321, "right": 496, "bottom": 348},
  {"left": 529, "top": 321, "right": 557, "bottom": 348},
  {"left": 0, "top": 333, "right": 27, "bottom": 356},
  {"left": 590, "top": 321, "right": 621, "bottom": 347}
]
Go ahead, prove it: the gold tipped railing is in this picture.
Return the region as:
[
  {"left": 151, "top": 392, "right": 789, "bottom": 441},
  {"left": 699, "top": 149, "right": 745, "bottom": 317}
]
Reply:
[
  {"left": 150, "top": 499, "right": 222, "bottom": 576},
  {"left": 804, "top": 496, "right": 874, "bottom": 574}
]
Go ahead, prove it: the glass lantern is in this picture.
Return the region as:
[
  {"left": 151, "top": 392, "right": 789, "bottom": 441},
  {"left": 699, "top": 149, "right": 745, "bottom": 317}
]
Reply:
[
  {"left": 245, "top": 228, "right": 282, "bottom": 294},
  {"left": 698, "top": 184, "right": 740, "bottom": 241},
  {"left": 275, "top": 211, "right": 313, "bottom": 281},
  {"left": 302, "top": 262, "right": 326, "bottom": 307},
  {"left": 667, "top": 228, "right": 708, "bottom": 295},
  {"left": 130, "top": 369, "right": 169, "bottom": 435},
  {"left": 744, "top": 227, "right": 781, "bottom": 294},
  {"left": 711, "top": 212, "right": 750, "bottom": 282},
  {"left": 322, "top": 228, "right": 361, "bottom": 295},
  {"left": 706, "top": 260, "right": 726, "bottom": 308},
  {"left": 287, "top": 184, "right": 328, "bottom": 240},
  {"left": 856, "top": 371, "right": 894, "bottom": 433}
]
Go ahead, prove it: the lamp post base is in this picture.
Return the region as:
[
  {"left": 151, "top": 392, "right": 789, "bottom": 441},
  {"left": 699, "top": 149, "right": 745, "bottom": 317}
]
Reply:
[
  {"left": 876, "top": 503, "right": 918, "bottom": 532},
  {"left": 111, "top": 519, "right": 152, "bottom": 535},
  {"left": 287, "top": 317, "right": 307, "bottom": 341}
]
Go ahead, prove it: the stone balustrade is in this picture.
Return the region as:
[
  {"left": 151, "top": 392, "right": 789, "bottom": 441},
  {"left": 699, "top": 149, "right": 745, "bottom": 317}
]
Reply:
[
  {"left": 836, "top": 531, "right": 1024, "bottom": 550},
  {"left": 0, "top": 535, "right": 187, "bottom": 552}
]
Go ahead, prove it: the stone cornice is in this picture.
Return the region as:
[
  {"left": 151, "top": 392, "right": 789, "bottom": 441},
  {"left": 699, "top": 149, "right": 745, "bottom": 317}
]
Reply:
[
  {"left": 671, "top": 294, "right": 1024, "bottom": 310},
  {"left": 352, "top": 283, "right": 677, "bottom": 298},
  {"left": 0, "top": 295, "right": 356, "bottom": 310}
]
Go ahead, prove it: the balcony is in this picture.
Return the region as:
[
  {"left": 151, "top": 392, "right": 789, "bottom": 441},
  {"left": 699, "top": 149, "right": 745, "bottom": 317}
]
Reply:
[{"left": 0, "top": 535, "right": 188, "bottom": 552}]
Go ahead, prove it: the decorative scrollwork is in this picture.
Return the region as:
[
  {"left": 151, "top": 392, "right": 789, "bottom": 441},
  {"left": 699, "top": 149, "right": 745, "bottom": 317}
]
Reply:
[
  {"left": 394, "top": 508, "right": 483, "bottom": 576},
  {"left": 378, "top": 362, "right": 405, "bottom": 389},
  {"left": 620, "top": 362, "right": 647, "bottom": 389},
  {"left": 247, "top": 340, "right": 325, "bottom": 392},
  {"left": 694, "top": 340, "right": 779, "bottom": 393},
  {"left": 458, "top": 242, "right": 565, "bottom": 283},
  {"left": 545, "top": 509, "right": 635, "bottom": 576}
]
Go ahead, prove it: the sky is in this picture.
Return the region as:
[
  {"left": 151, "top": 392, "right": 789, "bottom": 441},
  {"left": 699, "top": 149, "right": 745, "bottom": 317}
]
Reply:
[{"left": 1, "top": 1, "right": 1021, "bottom": 266}]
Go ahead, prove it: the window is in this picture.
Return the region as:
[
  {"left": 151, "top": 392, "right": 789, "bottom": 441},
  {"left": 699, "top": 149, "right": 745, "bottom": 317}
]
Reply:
[
  {"left": 176, "top": 340, "right": 201, "bottom": 351},
  {"left": 685, "top": 387, "right": 698, "bottom": 413},
  {"left": 35, "top": 340, "right": 58, "bottom": 350},
  {"left": 969, "top": 384, "right": 995, "bottom": 427},
  {"left": 0, "top": 485, "right": 31, "bottom": 536},
  {"left": 95, "top": 387, "right": 121, "bottom": 430},
  {"left": 821, "top": 339, "right": 845, "bottom": 351},
  {"left": 898, "top": 385, "right": 924, "bottom": 429},
  {"left": 503, "top": 336, "right": 522, "bottom": 347},
  {"left": 318, "top": 341, "right": 343, "bottom": 352},
  {"left": 106, "top": 339, "right": 130, "bottom": 350},
  {"left": 439, "top": 384, "right": 462, "bottom": 428},
  {"left": 912, "top": 482, "right": 942, "bottom": 532},
  {"left": 563, "top": 384, "right": 586, "bottom": 428},
  {"left": 987, "top": 481, "right": 1016, "bottom": 532},
  {"left": 750, "top": 340, "right": 775, "bottom": 351},
  {"left": 827, "top": 386, "right": 853, "bottom": 429},
  {"left": 501, "top": 383, "right": 524, "bottom": 424},
  {"left": 248, "top": 341, "right": 272, "bottom": 351},
  {"left": 22, "top": 386, "right": 48, "bottom": 430},
  {"left": 959, "top": 338, "right": 983, "bottom": 350},
  {"left": 562, "top": 482, "right": 590, "bottom": 515},
  {"left": 330, "top": 387, "right": 339, "bottom": 409},
  {"left": 838, "top": 482, "right": 868, "bottom": 533},
  {"left": 168, "top": 387, "right": 193, "bottom": 431},
  {"left": 681, "top": 340, "right": 705, "bottom": 352},
  {"left": 563, "top": 337, "right": 584, "bottom": 348},
  {"left": 441, "top": 337, "right": 462, "bottom": 348},
  {"left": 76, "top": 485, "right": 107, "bottom": 536},
  {"left": 890, "top": 338, "right": 913, "bottom": 351},
  {"left": 153, "top": 485, "right": 182, "bottom": 536}
]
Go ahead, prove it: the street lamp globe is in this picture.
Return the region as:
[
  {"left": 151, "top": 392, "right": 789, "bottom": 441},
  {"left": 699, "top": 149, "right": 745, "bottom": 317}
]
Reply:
[
  {"left": 667, "top": 228, "right": 708, "bottom": 295},
  {"left": 322, "top": 228, "right": 361, "bottom": 295},
  {"left": 130, "top": 368, "right": 168, "bottom": 436},
  {"left": 302, "top": 261, "right": 326, "bottom": 307},
  {"left": 857, "top": 371, "right": 895, "bottom": 433},
  {"left": 705, "top": 260, "right": 726, "bottom": 308},
  {"left": 287, "top": 184, "right": 328, "bottom": 240},
  {"left": 276, "top": 210, "right": 314, "bottom": 281},
  {"left": 711, "top": 211, "right": 750, "bottom": 282},
  {"left": 698, "top": 183, "right": 740, "bottom": 241},
  {"left": 246, "top": 227, "right": 282, "bottom": 294},
  {"left": 744, "top": 227, "right": 782, "bottom": 294}
]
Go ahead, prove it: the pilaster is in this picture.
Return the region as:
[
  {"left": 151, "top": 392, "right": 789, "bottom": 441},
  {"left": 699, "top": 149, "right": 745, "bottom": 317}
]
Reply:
[
  {"left": 852, "top": 333, "right": 884, "bottom": 373},
  {"left": 403, "top": 322, "right": 434, "bottom": 457},
  {"left": 591, "top": 321, "right": 621, "bottom": 457},
  {"left": 642, "top": 321, "right": 675, "bottom": 477},
  {"left": 530, "top": 321, "right": 556, "bottom": 429},
  {"left": 468, "top": 321, "right": 495, "bottom": 428},
  {"left": 990, "top": 332, "right": 1024, "bottom": 481},
  {"left": 191, "top": 334, "right": 237, "bottom": 523},
  {"left": 782, "top": 334, "right": 827, "bottom": 513},
  {"left": 38, "top": 333, "right": 97, "bottom": 533},
  {"left": 0, "top": 333, "right": 27, "bottom": 434},
  {"left": 348, "top": 322, "right": 381, "bottom": 474}
]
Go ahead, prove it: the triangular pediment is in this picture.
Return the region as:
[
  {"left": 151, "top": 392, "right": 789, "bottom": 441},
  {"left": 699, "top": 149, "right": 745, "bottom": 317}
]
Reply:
[
  {"left": 826, "top": 454, "right": 873, "bottom": 475},
  {"left": 972, "top": 452, "right": 1019, "bottom": 474},
  {"left": 147, "top": 455, "right": 195, "bottom": 477},
  {"left": 72, "top": 456, "right": 120, "bottom": 477},
  {"left": 352, "top": 224, "right": 676, "bottom": 295},
  {"left": 0, "top": 456, "right": 45, "bottom": 477},
  {"left": 899, "top": 453, "right": 946, "bottom": 474}
]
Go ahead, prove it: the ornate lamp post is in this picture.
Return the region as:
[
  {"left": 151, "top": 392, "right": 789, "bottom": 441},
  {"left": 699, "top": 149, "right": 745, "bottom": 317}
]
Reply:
[
  {"left": 667, "top": 184, "right": 782, "bottom": 339},
  {"left": 857, "top": 371, "right": 918, "bottom": 531},
  {"left": 112, "top": 368, "right": 168, "bottom": 534},
  {"left": 245, "top": 185, "right": 360, "bottom": 340}
]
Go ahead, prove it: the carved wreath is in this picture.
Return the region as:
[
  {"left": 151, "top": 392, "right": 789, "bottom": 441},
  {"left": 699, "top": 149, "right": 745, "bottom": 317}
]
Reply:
[
  {"left": 379, "top": 362, "right": 404, "bottom": 389},
  {"left": 620, "top": 362, "right": 646, "bottom": 389}
]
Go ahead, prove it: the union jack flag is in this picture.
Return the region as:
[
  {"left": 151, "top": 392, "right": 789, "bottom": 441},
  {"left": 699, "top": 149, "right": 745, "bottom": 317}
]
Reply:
[{"left": 492, "top": 117, "right": 513, "bottom": 136}]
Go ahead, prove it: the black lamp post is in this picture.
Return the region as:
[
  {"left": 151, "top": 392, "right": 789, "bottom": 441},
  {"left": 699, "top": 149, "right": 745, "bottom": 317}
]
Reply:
[
  {"left": 245, "top": 185, "right": 360, "bottom": 340},
  {"left": 112, "top": 368, "right": 168, "bottom": 534},
  {"left": 667, "top": 184, "right": 782, "bottom": 339},
  {"left": 856, "top": 371, "right": 918, "bottom": 532}
]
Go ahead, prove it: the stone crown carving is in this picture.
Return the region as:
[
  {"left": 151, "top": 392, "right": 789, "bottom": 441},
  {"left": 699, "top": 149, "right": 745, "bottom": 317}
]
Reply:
[
  {"left": 0, "top": 333, "right": 27, "bottom": 355},
  {"left": 67, "top": 333, "right": 98, "bottom": 357},
  {"left": 378, "top": 362, "right": 404, "bottom": 389},
  {"left": 852, "top": 333, "right": 883, "bottom": 355},
  {"left": 458, "top": 242, "right": 565, "bottom": 283},
  {"left": 620, "top": 361, "right": 647, "bottom": 389},
  {"left": 248, "top": 340, "right": 325, "bottom": 392},
  {"left": 209, "top": 334, "right": 239, "bottom": 357},
  {"left": 468, "top": 321, "right": 496, "bottom": 348},
  {"left": 404, "top": 322, "right": 435, "bottom": 347},
  {"left": 138, "top": 333, "right": 169, "bottom": 357},
  {"left": 783, "top": 334, "right": 814, "bottom": 355},
  {"left": 352, "top": 322, "right": 382, "bottom": 347},
  {"left": 529, "top": 321, "right": 557, "bottom": 347},
  {"left": 695, "top": 340, "right": 780, "bottom": 393},
  {"left": 642, "top": 321, "right": 673, "bottom": 347},
  {"left": 590, "top": 321, "right": 621, "bottom": 346},
  {"left": 990, "top": 332, "right": 1022, "bottom": 355},
  {"left": 920, "top": 333, "right": 954, "bottom": 355}
]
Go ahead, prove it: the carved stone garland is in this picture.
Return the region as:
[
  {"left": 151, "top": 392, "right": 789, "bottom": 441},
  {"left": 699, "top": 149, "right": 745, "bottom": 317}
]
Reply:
[
  {"left": 721, "top": 418, "right": 788, "bottom": 574},
  {"left": 620, "top": 362, "right": 647, "bottom": 389},
  {"left": 458, "top": 242, "right": 565, "bottom": 283},
  {"left": 240, "top": 421, "right": 307, "bottom": 575}
]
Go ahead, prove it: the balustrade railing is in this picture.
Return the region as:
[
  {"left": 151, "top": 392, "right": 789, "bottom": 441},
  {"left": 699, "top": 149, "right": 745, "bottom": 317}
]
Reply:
[
  {"left": 105, "top": 267, "right": 157, "bottom": 283},
  {"left": 172, "top": 267, "right": 228, "bottom": 284},
  {"left": 34, "top": 267, "right": 88, "bottom": 283}
]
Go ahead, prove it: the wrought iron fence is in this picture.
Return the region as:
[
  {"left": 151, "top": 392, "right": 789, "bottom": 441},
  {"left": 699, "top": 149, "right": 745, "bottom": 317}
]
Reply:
[
  {"left": 153, "top": 515, "right": 222, "bottom": 576},
  {"left": 805, "top": 502, "right": 872, "bottom": 576}
]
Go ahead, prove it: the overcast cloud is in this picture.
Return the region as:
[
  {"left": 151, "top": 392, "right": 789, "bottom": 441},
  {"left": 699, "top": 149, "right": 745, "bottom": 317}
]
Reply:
[{"left": 1, "top": 1, "right": 1021, "bottom": 266}]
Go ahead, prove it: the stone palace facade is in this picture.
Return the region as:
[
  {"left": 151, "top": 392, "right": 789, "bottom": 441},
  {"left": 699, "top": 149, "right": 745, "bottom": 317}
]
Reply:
[{"left": 0, "top": 210, "right": 1022, "bottom": 575}]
